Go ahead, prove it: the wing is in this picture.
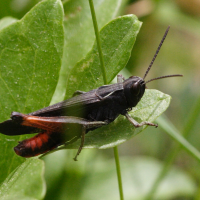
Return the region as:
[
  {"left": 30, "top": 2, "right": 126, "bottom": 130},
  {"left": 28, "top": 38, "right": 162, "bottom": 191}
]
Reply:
[
  {"left": 0, "top": 83, "right": 123, "bottom": 136},
  {"left": 29, "top": 89, "right": 99, "bottom": 116},
  {"left": 12, "top": 112, "right": 106, "bottom": 132},
  {"left": 0, "top": 119, "right": 38, "bottom": 135},
  {"left": 30, "top": 82, "right": 124, "bottom": 117}
]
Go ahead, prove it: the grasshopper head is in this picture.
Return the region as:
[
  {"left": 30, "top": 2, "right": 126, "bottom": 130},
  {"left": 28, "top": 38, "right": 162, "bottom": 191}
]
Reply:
[{"left": 123, "top": 76, "right": 145, "bottom": 107}]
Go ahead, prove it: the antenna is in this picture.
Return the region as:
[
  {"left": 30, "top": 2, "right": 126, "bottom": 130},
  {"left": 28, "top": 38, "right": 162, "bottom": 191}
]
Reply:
[
  {"left": 143, "top": 26, "right": 170, "bottom": 80},
  {"left": 145, "top": 74, "right": 183, "bottom": 84}
]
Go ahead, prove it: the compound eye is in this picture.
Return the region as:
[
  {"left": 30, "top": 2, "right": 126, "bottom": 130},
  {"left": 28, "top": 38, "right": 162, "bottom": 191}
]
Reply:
[{"left": 131, "top": 82, "right": 140, "bottom": 96}]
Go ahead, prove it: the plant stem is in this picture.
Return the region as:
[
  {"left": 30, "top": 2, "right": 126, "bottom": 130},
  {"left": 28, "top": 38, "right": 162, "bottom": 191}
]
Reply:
[
  {"left": 88, "top": 0, "right": 107, "bottom": 84},
  {"left": 114, "top": 147, "right": 124, "bottom": 200},
  {"left": 88, "top": 1, "right": 124, "bottom": 199}
]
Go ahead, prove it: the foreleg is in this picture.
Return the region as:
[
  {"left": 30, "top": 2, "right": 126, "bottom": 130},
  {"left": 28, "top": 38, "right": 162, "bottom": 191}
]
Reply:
[{"left": 125, "top": 113, "right": 158, "bottom": 128}]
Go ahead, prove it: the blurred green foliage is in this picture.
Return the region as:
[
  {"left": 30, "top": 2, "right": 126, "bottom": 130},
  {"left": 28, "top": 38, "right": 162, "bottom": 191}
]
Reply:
[
  {"left": 0, "top": 0, "right": 200, "bottom": 199},
  {"left": 126, "top": 0, "right": 200, "bottom": 174}
]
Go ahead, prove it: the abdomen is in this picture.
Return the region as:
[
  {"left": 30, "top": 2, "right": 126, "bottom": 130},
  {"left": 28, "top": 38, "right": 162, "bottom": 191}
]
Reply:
[{"left": 14, "top": 131, "right": 63, "bottom": 157}]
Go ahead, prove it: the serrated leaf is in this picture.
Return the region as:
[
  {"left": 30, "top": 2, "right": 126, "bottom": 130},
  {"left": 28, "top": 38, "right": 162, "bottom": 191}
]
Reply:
[
  {"left": 0, "top": 0, "right": 64, "bottom": 183},
  {"left": 64, "top": 89, "right": 171, "bottom": 149},
  {"left": 52, "top": 0, "right": 128, "bottom": 103},
  {"left": 0, "top": 158, "right": 45, "bottom": 200},
  {"left": 65, "top": 14, "right": 142, "bottom": 98}
]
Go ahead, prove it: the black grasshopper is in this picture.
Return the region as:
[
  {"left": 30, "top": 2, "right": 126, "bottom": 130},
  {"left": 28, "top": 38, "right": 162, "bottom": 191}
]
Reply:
[{"left": 0, "top": 26, "right": 182, "bottom": 160}]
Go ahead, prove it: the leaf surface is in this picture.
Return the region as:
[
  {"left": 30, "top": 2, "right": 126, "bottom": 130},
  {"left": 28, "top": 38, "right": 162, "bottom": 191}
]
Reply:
[
  {"left": 0, "top": 158, "right": 45, "bottom": 200},
  {"left": 51, "top": 0, "right": 129, "bottom": 103},
  {"left": 65, "top": 14, "right": 141, "bottom": 98},
  {"left": 0, "top": 0, "right": 64, "bottom": 183}
]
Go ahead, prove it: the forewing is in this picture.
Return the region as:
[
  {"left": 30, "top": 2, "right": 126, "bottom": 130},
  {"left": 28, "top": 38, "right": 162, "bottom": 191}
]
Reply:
[{"left": 30, "top": 83, "right": 124, "bottom": 117}]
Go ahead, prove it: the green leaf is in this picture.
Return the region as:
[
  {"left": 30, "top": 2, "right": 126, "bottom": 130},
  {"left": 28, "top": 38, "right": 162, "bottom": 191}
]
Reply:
[
  {"left": 0, "top": 17, "right": 17, "bottom": 31},
  {"left": 65, "top": 14, "right": 142, "bottom": 98},
  {"left": 0, "top": 0, "right": 64, "bottom": 183},
  {"left": 51, "top": 0, "right": 129, "bottom": 103},
  {"left": 63, "top": 89, "right": 171, "bottom": 149},
  {"left": 0, "top": 158, "right": 45, "bottom": 200}
]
